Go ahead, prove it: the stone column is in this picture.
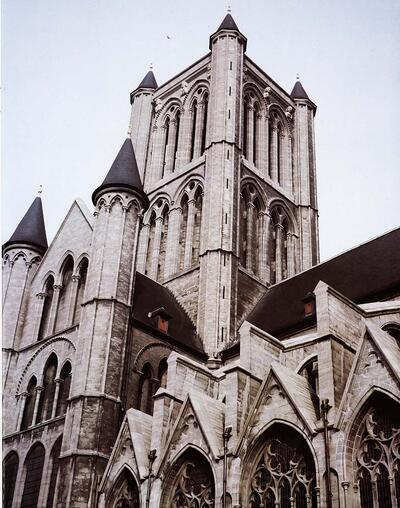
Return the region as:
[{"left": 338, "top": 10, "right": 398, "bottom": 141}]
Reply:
[
  {"left": 150, "top": 217, "right": 163, "bottom": 279},
  {"left": 245, "top": 203, "right": 255, "bottom": 271},
  {"left": 67, "top": 275, "right": 80, "bottom": 326},
  {"left": 165, "top": 119, "right": 177, "bottom": 175},
  {"left": 270, "top": 127, "right": 278, "bottom": 181},
  {"left": 287, "top": 233, "right": 296, "bottom": 278},
  {"left": 275, "top": 224, "right": 283, "bottom": 283},
  {"left": 33, "top": 292, "right": 46, "bottom": 340},
  {"left": 48, "top": 284, "right": 62, "bottom": 336},
  {"left": 258, "top": 212, "right": 270, "bottom": 282},
  {"left": 183, "top": 199, "right": 196, "bottom": 269},
  {"left": 16, "top": 392, "right": 28, "bottom": 431},
  {"left": 246, "top": 106, "right": 254, "bottom": 163},
  {"left": 164, "top": 207, "right": 182, "bottom": 278},
  {"left": 193, "top": 102, "right": 205, "bottom": 159},
  {"left": 51, "top": 378, "right": 62, "bottom": 419},
  {"left": 137, "top": 223, "right": 150, "bottom": 274},
  {"left": 259, "top": 113, "right": 268, "bottom": 175},
  {"left": 32, "top": 386, "right": 44, "bottom": 425}
]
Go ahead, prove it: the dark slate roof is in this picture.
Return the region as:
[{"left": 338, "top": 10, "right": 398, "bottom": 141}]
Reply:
[
  {"left": 218, "top": 13, "right": 239, "bottom": 31},
  {"left": 3, "top": 197, "right": 48, "bottom": 255},
  {"left": 132, "top": 273, "right": 205, "bottom": 355},
  {"left": 291, "top": 80, "right": 309, "bottom": 100},
  {"left": 247, "top": 228, "right": 400, "bottom": 337},
  {"left": 92, "top": 138, "right": 148, "bottom": 206},
  {"left": 137, "top": 70, "right": 158, "bottom": 90}
]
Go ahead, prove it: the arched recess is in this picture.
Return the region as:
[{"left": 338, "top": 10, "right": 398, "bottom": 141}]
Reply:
[
  {"left": 38, "top": 275, "right": 55, "bottom": 340},
  {"left": 145, "top": 210, "right": 157, "bottom": 276},
  {"left": 188, "top": 86, "right": 209, "bottom": 161},
  {"left": 346, "top": 391, "right": 400, "bottom": 507},
  {"left": 268, "top": 106, "right": 291, "bottom": 188},
  {"left": 137, "top": 363, "right": 154, "bottom": 415},
  {"left": 157, "top": 203, "right": 170, "bottom": 281},
  {"left": 55, "top": 255, "right": 74, "bottom": 332},
  {"left": 241, "top": 422, "right": 317, "bottom": 508},
  {"left": 268, "top": 203, "right": 297, "bottom": 284},
  {"left": 382, "top": 323, "right": 400, "bottom": 342},
  {"left": 240, "top": 183, "right": 263, "bottom": 275},
  {"left": 158, "top": 357, "right": 168, "bottom": 389},
  {"left": 46, "top": 436, "right": 62, "bottom": 508},
  {"left": 106, "top": 467, "right": 140, "bottom": 508},
  {"left": 143, "top": 198, "right": 170, "bottom": 281},
  {"left": 160, "top": 447, "right": 215, "bottom": 508},
  {"left": 178, "top": 193, "right": 189, "bottom": 271},
  {"left": 21, "top": 376, "right": 37, "bottom": 430},
  {"left": 21, "top": 442, "right": 45, "bottom": 508},
  {"left": 73, "top": 256, "right": 88, "bottom": 324},
  {"left": 3, "top": 451, "right": 19, "bottom": 508},
  {"left": 56, "top": 361, "right": 72, "bottom": 416},
  {"left": 37, "top": 353, "right": 58, "bottom": 422},
  {"left": 242, "top": 86, "right": 265, "bottom": 168}
]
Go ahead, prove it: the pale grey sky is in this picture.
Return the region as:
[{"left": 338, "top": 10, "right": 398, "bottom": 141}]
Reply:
[{"left": 2, "top": 0, "right": 400, "bottom": 260}]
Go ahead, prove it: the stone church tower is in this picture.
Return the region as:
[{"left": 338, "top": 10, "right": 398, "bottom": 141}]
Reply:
[{"left": 3, "top": 13, "right": 400, "bottom": 508}]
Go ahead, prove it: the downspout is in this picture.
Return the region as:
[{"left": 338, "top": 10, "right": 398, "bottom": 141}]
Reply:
[
  {"left": 222, "top": 426, "right": 232, "bottom": 508},
  {"left": 146, "top": 449, "right": 156, "bottom": 508},
  {"left": 321, "top": 398, "right": 332, "bottom": 508}
]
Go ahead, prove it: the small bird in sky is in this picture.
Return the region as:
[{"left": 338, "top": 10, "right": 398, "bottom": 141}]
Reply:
[{"left": 166, "top": 34, "right": 171, "bottom": 40}]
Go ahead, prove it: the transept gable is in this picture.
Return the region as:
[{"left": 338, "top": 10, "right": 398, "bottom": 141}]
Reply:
[
  {"left": 100, "top": 409, "right": 152, "bottom": 493},
  {"left": 31, "top": 199, "right": 93, "bottom": 285},
  {"left": 335, "top": 320, "right": 400, "bottom": 429},
  {"left": 156, "top": 392, "right": 225, "bottom": 477},
  {"left": 235, "top": 362, "right": 318, "bottom": 457}
]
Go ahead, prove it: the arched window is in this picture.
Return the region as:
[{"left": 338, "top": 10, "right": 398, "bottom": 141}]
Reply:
[
  {"left": 269, "top": 206, "right": 291, "bottom": 284},
  {"left": 145, "top": 211, "right": 156, "bottom": 276},
  {"left": 73, "top": 257, "right": 88, "bottom": 324},
  {"left": 161, "top": 449, "right": 215, "bottom": 508},
  {"left": 37, "top": 354, "right": 58, "bottom": 423},
  {"left": 276, "top": 122, "right": 282, "bottom": 184},
  {"left": 138, "top": 363, "right": 154, "bottom": 415},
  {"left": 157, "top": 205, "right": 169, "bottom": 281},
  {"left": 246, "top": 424, "right": 317, "bottom": 507},
  {"left": 56, "top": 361, "right": 72, "bottom": 416},
  {"left": 21, "top": 376, "right": 37, "bottom": 430},
  {"left": 190, "top": 100, "right": 198, "bottom": 161},
  {"left": 353, "top": 395, "right": 400, "bottom": 507},
  {"left": 299, "top": 357, "right": 319, "bottom": 394},
  {"left": 239, "top": 185, "right": 262, "bottom": 275},
  {"left": 158, "top": 358, "right": 168, "bottom": 389},
  {"left": 179, "top": 194, "right": 189, "bottom": 271},
  {"left": 106, "top": 468, "right": 140, "bottom": 508},
  {"left": 253, "top": 103, "right": 260, "bottom": 166},
  {"left": 201, "top": 93, "right": 208, "bottom": 155},
  {"left": 192, "top": 187, "right": 203, "bottom": 265},
  {"left": 3, "top": 451, "right": 19, "bottom": 508},
  {"left": 243, "top": 99, "right": 249, "bottom": 158},
  {"left": 38, "top": 276, "right": 54, "bottom": 340},
  {"left": 383, "top": 323, "right": 400, "bottom": 342},
  {"left": 173, "top": 110, "right": 181, "bottom": 172},
  {"left": 268, "top": 116, "right": 273, "bottom": 178},
  {"left": 21, "top": 443, "right": 45, "bottom": 508},
  {"left": 161, "top": 117, "right": 170, "bottom": 179},
  {"left": 55, "top": 256, "right": 74, "bottom": 332},
  {"left": 46, "top": 437, "right": 62, "bottom": 508}
]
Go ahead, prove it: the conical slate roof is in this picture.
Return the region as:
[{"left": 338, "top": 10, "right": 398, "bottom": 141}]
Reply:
[
  {"left": 218, "top": 13, "right": 239, "bottom": 31},
  {"left": 137, "top": 70, "right": 158, "bottom": 90},
  {"left": 92, "top": 138, "right": 148, "bottom": 206},
  {"left": 291, "top": 80, "right": 309, "bottom": 100},
  {"left": 3, "top": 196, "right": 48, "bottom": 255}
]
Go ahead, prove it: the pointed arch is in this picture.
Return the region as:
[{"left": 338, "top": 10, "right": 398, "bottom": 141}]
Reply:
[
  {"left": 37, "top": 353, "right": 58, "bottom": 422},
  {"left": 157, "top": 203, "right": 170, "bottom": 281},
  {"left": 192, "top": 185, "right": 203, "bottom": 265},
  {"left": 106, "top": 467, "right": 140, "bottom": 508},
  {"left": 21, "top": 376, "right": 37, "bottom": 430},
  {"left": 73, "top": 256, "right": 88, "bottom": 324},
  {"left": 46, "top": 436, "right": 62, "bottom": 508},
  {"left": 241, "top": 422, "right": 317, "bottom": 508},
  {"left": 21, "top": 442, "right": 45, "bottom": 508},
  {"left": 55, "top": 255, "right": 74, "bottom": 332},
  {"left": 190, "top": 99, "right": 198, "bottom": 161},
  {"left": 160, "top": 446, "right": 215, "bottom": 508},
  {"left": 144, "top": 210, "right": 157, "bottom": 277},
  {"left": 56, "top": 360, "right": 72, "bottom": 416},
  {"left": 3, "top": 451, "right": 19, "bottom": 508},
  {"left": 38, "top": 275, "right": 55, "bottom": 340},
  {"left": 268, "top": 202, "right": 297, "bottom": 283},
  {"left": 158, "top": 357, "right": 168, "bottom": 389},
  {"left": 240, "top": 183, "right": 263, "bottom": 275},
  {"left": 137, "top": 363, "right": 154, "bottom": 415},
  {"left": 179, "top": 193, "right": 189, "bottom": 271}
]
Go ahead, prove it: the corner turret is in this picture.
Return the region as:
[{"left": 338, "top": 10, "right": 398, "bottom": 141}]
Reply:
[{"left": 209, "top": 12, "right": 247, "bottom": 50}]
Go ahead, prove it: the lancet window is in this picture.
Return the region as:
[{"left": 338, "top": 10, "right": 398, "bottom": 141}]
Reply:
[
  {"left": 240, "top": 184, "right": 262, "bottom": 276},
  {"left": 144, "top": 200, "right": 170, "bottom": 282},
  {"left": 38, "top": 275, "right": 55, "bottom": 340},
  {"left": 353, "top": 397, "right": 400, "bottom": 507},
  {"left": 46, "top": 437, "right": 62, "bottom": 508},
  {"left": 268, "top": 110, "right": 291, "bottom": 189},
  {"left": 243, "top": 92, "right": 262, "bottom": 168},
  {"left": 56, "top": 361, "right": 72, "bottom": 416},
  {"left": 158, "top": 358, "right": 168, "bottom": 389},
  {"left": 161, "top": 449, "right": 215, "bottom": 508},
  {"left": 3, "top": 452, "right": 19, "bottom": 508},
  {"left": 138, "top": 363, "right": 154, "bottom": 415},
  {"left": 37, "top": 353, "right": 58, "bottom": 422},
  {"left": 178, "top": 182, "right": 204, "bottom": 271},
  {"left": 73, "top": 257, "right": 88, "bottom": 324},
  {"left": 55, "top": 255, "right": 74, "bottom": 332},
  {"left": 21, "top": 376, "right": 37, "bottom": 430},
  {"left": 189, "top": 88, "right": 209, "bottom": 161},
  {"left": 106, "top": 469, "right": 140, "bottom": 508},
  {"left": 247, "top": 424, "right": 317, "bottom": 508},
  {"left": 21, "top": 443, "right": 45, "bottom": 508},
  {"left": 269, "top": 206, "right": 293, "bottom": 284}
]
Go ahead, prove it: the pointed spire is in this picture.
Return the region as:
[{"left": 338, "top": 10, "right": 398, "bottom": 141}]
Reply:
[
  {"left": 3, "top": 196, "right": 48, "bottom": 255},
  {"left": 137, "top": 70, "right": 158, "bottom": 90},
  {"left": 92, "top": 138, "right": 148, "bottom": 207},
  {"left": 217, "top": 12, "right": 239, "bottom": 31},
  {"left": 291, "top": 78, "right": 309, "bottom": 100}
]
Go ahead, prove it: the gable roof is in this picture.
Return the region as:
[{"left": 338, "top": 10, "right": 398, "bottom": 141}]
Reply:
[
  {"left": 247, "top": 228, "right": 400, "bottom": 337},
  {"left": 3, "top": 197, "right": 48, "bottom": 255},
  {"left": 133, "top": 273, "right": 205, "bottom": 355}
]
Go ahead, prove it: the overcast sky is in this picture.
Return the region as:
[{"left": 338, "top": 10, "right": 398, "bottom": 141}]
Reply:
[{"left": 2, "top": 0, "right": 400, "bottom": 261}]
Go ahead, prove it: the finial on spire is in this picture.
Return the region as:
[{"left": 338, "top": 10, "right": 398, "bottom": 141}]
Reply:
[
  {"left": 227, "top": 5, "right": 231, "bottom": 12},
  {"left": 296, "top": 73, "right": 300, "bottom": 81},
  {"left": 38, "top": 185, "right": 43, "bottom": 196},
  {"left": 127, "top": 119, "right": 132, "bottom": 137},
  {"left": 150, "top": 62, "right": 153, "bottom": 70}
]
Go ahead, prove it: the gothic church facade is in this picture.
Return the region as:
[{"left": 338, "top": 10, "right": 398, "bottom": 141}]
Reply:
[{"left": 3, "top": 14, "right": 400, "bottom": 508}]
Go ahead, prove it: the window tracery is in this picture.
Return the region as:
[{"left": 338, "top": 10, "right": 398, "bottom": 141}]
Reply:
[
  {"left": 355, "top": 401, "right": 400, "bottom": 507},
  {"left": 248, "top": 426, "right": 316, "bottom": 508},
  {"left": 107, "top": 469, "right": 140, "bottom": 508}
]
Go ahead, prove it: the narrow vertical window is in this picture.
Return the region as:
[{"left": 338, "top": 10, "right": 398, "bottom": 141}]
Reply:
[
  {"left": 172, "top": 111, "right": 181, "bottom": 172},
  {"left": 38, "top": 276, "right": 55, "bottom": 340},
  {"left": 21, "top": 444, "right": 45, "bottom": 508},
  {"left": 201, "top": 94, "right": 208, "bottom": 155},
  {"left": 138, "top": 363, "right": 154, "bottom": 415},
  {"left": 161, "top": 117, "right": 170, "bottom": 179},
  {"left": 277, "top": 123, "right": 282, "bottom": 184},
  {"left": 158, "top": 358, "right": 168, "bottom": 389},
  {"left": 253, "top": 104, "right": 258, "bottom": 165},
  {"left": 56, "top": 362, "right": 72, "bottom": 416},
  {"left": 190, "top": 100, "right": 198, "bottom": 161},
  {"left": 46, "top": 437, "right": 62, "bottom": 508},
  {"left": 3, "top": 452, "right": 19, "bottom": 508},
  {"left": 243, "top": 100, "right": 248, "bottom": 159},
  {"left": 55, "top": 256, "right": 74, "bottom": 332},
  {"left": 73, "top": 257, "right": 88, "bottom": 324},
  {"left": 21, "top": 377, "right": 37, "bottom": 430},
  {"left": 37, "top": 354, "right": 58, "bottom": 422}
]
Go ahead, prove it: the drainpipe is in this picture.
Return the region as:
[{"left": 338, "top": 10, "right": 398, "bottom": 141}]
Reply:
[
  {"left": 146, "top": 449, "right": 156, "bottom": 508},
  {"left": 321, "top": 399, "right": 332, "bottom": 508},
  {"left": 222, "top": 426, "right": 232, "bottom": 508}
]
